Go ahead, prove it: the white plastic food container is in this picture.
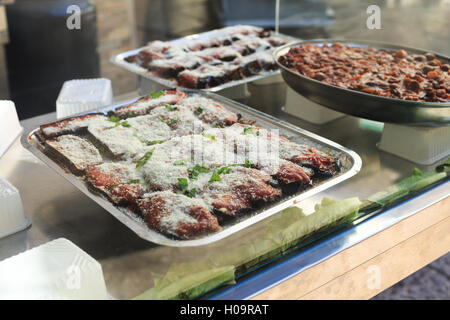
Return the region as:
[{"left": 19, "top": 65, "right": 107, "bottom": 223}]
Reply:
[
  {"left": 379, "top": 124, "right": 450, "bottom": 165},
  {"left": 0, "top": 238, "right": 109, "bottom": 300},
  {"left": 283, "top": 87, "right": 345, "bottom": 124},
  {"left": 56, "top": 78, "right": 114, "bottom": 119},
  {"left": 0, "top": 100, "right": 23, "bottom": 157},
  {"left": 0, "top": 177, "right": 30, "bottom": 239}
]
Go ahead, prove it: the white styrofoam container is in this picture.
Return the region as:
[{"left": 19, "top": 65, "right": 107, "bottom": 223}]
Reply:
[
  {"left": 0, "top": 101, "right": 23, "bottom": 157},
  {"left": 0, "top": 177, "right": 30, "bottom": 239},
  {"left": 56, "top": 78, "right": 114, "bottom": 119},
  {"left": 0, "top": 238, "right": 108, "bottom": 300},
  {"left": 282, "top": 86, "right": 344, "bottom": 124},
  {"left": 379, "top": 124, "right": 450, "bottom": 165}
]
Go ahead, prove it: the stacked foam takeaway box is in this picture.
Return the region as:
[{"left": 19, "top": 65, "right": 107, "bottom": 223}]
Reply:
[
  {"left": 0, "top": 100, "right": 23, "bottom": 157},
  {"left": 0, "top": 238, "right": 109, "bottom": 299},
  {"left": 56, "top": 78, "right": 114, "bottom": 119},
  {"left": 0, "top": 177, "right": 30, "bottom": 239}
]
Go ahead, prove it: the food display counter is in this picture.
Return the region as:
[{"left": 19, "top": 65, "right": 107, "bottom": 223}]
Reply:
[
  {"left": 0, "top": 1, "right": 449, "bottom": 300},
  {"left": 0, "top": 88, "right": 448, "bottom": 299}
]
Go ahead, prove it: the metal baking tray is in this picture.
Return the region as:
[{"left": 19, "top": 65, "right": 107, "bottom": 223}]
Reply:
[
  {"left": 273, "top": 39, "right": 450, "bottom": 127},
  {"left": 22, "top": 92, "right": 362, "bottom": 247},
  {"left": 111, "top": 28, "right": 298, "bottom": 93}
]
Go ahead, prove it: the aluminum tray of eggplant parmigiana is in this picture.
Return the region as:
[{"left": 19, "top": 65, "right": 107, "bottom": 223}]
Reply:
[
  {"left": 23, "top": 90, "right": 361, "bottom": 246},
  {"left": 111, "top": 25, "right": 297, "bottom": 91}
]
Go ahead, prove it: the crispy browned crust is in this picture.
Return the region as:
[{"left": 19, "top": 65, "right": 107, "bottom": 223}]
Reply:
[
  {"left": 138, "top": 192, "right": 221, "bottom": 240},
  {"left": 85, "top": 164, "right": 143, "bottom": 207},
  {"left": 202, "top": 168, "right": 282, "bottom": 216}
]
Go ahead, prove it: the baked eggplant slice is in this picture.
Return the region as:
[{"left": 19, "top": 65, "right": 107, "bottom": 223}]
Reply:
[{"left": 45, "top": 134, "right": 103, "bottom": 176}]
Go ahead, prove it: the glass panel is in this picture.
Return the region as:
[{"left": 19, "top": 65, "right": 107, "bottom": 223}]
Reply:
[
  {"left": 130, "top": 144, "right": 448, "bottom": 300},
  {"left": 276, "top": 0, "right": 449, "bottom": 55},
  {"left": 0, "top": 0, "right": 448, "bottom": 300}
]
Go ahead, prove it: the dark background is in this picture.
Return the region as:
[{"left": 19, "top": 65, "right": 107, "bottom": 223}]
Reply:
[{"left": 0, "top": 0, "right": 448, "bottom": 119}]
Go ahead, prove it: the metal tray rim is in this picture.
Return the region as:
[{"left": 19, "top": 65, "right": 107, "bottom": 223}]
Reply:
[
  {"left": 111, "top": 28, "right": 299, "bottom": 93},
  {"left": 21, "top": 93, "right": 362, "bottom": 247},
  {"left": 272, "top": 38, "right": 450, "bottom": 109}
]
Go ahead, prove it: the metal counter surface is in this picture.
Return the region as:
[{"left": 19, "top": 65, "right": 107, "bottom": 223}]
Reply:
[{"left": 0, "top": 102, "right": 448, "bottom": 300}]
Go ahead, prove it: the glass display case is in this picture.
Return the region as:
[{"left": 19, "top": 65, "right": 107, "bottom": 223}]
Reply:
[{"left": 0, "top": 0, "right": 448, "bottom": 300}]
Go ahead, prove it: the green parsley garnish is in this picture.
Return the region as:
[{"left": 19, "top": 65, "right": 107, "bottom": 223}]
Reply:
[
  {"left": 136, "top": 149, "right": 154, "bottom": 169},
  {"left": 208, "top": 166, "right": 233, "bottom": 183},
  {"left": 165, "top": 104, "right": 177, "bottom": 111},
  {"left": 128, "top": 179, "right": 141, "bottom": 184},
  {"left": 188, "top": 164, "right": 210, "bottom": 180},
  {"left": 173, "top": 160, "right": 186, "bottom": 166},
  {"left": 167, "top": 118, "right": 179, "bottom": 126},
  {"left": 194, "top": 107, "right": 204, "bottom": 115},
  {"left": 108, "top": 115, "right": 120, "bottom": 123},
  {"left": 242, "top": 127, "right": 259, "bottom": 135},
  {"left": 133, "top": 133, "right": 165, "bottom": 146},
  {"left": 150, "top": 90, "right": 164, "bottom": 99},
  {"left": 209, "top": 170, "right": 221, "bottom": 183},
  {"left": 245, "top": 159, "right": 252, "bottom": 168},
  {"left": 146, "top": 140, "right": 165, "bottom": 146},
  {"left": 177, "top": 178, "right": 197, "bottom": 198},
  {"left": 106, "top": 116, "right": 132, "bottom": 129},
  {"left": 126, "top": 112, "right": 138, "bottom": 118},
  {"left": 218, "top": 166, "right": 232, "bottom": 175},
  {"left": 159, "top": 116, "right": 179, "bottom": 127},
  {"left": 201, "top": 133, "right": 216, "bottom": 141},
  {"left": 133, "top": 133, "right": 146, "bottom": 143},
  {"left": 178, "top": 178, "right": 189, "bottom": 192},
  {"left": 186, "top": 188, "right": 196, "bottom": 198}
]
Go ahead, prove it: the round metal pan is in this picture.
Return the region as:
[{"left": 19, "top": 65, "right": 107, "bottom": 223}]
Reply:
[{"left": 273, "top": 39, "right": 450, "bottom": 127}]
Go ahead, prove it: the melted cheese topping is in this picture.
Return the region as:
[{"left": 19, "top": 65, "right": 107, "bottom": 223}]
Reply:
[
  {"left": 203, "top": 124, "right": 281, "bottom": 171},
  {"left": 278, "top": 139, "right": 316, "bottom": 160},
  {"left": 141, "top": 160, "right": 189, "bottom": 191},
  {"left": 127, "top": 114, "right": 172, "bottom": 142},
  {"left": 140, "top": 190, "right": 213, "bottom": 236},
  {"left": 129, "top": 25, "right": 286, "bottom": 89},
  {"left": 176, "top": 96, "right": 237, "bottom": 125},
  {"left": 178, "top": 64, "right": 226, "bottom": 79},
  {"left": 150, "top": 54, "right": 204, "bottom": 70},
  {"left": 88, "top": 120, "right": 145, "bottom": 158},
  {"left": 90, "top": 162, "right": 142, "bottom": 184},
  {"left": 115, "top": 93, "right": 182, "bottom": 117},
  {"left": 46, "top": 134, "right": 103, "bottom": 170},
  {"left": 235, "top": 50, "right": 274, "bottom": 67},
  {"left": 41, "top": 114, "right": 107, "bottom": 137}
]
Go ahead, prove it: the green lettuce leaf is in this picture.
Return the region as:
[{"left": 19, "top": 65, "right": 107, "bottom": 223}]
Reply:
[
  {"left": 267, "top": 197, "right": 360, "bottom": 253},
  {"left": 367, "top": 168, "right": 447, "bottom": 207},
  {"left": 134, "top": 263, "right": 235, "bottom": 300},
  {"left": 211, "top": 197, "right": 360, "bottom": 272}
]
